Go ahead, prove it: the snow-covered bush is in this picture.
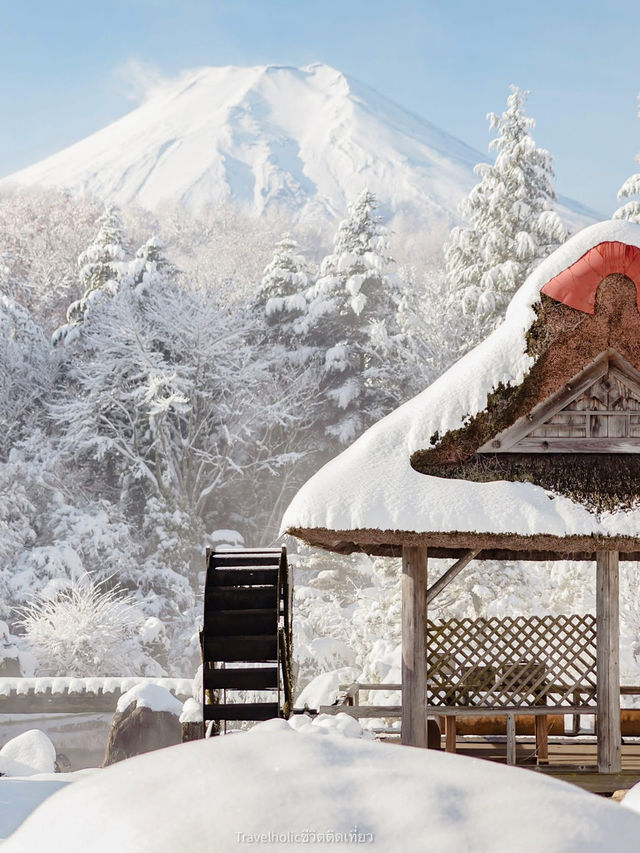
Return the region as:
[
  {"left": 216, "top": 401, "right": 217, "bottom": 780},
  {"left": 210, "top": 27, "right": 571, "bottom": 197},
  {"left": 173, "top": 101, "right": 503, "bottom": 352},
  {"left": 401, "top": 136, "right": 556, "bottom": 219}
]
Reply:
[{"left": 18, "top": 574, "right": 162, "bottom": 677}]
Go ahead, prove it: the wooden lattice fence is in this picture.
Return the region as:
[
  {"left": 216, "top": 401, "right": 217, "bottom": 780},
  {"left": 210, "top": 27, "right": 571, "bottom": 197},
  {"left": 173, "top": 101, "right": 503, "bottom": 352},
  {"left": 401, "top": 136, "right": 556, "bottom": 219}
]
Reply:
[{"left": 427, "top": 614, "right": 597, "bottom": 709}]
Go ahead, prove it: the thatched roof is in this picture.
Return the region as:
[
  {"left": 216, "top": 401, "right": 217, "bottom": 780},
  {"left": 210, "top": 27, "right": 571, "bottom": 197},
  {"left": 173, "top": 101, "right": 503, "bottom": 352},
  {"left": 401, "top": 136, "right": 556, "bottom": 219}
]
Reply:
[{"left": 282, "top": 221, "right": 640, "bottom": 559}]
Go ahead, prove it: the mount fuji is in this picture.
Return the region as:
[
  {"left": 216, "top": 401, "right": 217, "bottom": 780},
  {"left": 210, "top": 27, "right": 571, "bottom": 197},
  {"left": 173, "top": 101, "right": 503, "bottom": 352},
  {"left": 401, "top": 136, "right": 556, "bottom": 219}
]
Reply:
[{"left": 0, "top": 63, "right": 600, "bottom": 229}]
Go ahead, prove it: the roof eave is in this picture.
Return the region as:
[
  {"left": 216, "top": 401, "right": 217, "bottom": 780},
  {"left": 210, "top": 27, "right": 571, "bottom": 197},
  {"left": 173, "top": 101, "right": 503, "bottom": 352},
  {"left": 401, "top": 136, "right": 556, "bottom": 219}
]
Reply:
[{"left": 286, "top": 525, "right": 640, "bottom": 561}]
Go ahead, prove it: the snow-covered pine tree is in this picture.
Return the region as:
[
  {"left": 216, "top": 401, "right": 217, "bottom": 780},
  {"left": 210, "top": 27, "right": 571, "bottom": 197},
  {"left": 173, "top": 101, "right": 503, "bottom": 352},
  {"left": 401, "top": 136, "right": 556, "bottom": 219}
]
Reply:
[
  {"left": 241, "top": 233, "right": 325, "bottom": 537},
  {"left": 305, "top": 190, "right": 405, "bottom": 445},
  {"left": 444, "top": 86, "right": 567, "bottom": 338},
  {"left": 53, "top": 204, "right": 127, "bottom": 346},
  {"left": 613, "top": 94, "right": 640, "bottom": 224},
  {"left": 126, "top": 235, "right": 179, "bottom": 296},
  {"left": 254, "top": 232, "right": 309, "bottom": 341}
]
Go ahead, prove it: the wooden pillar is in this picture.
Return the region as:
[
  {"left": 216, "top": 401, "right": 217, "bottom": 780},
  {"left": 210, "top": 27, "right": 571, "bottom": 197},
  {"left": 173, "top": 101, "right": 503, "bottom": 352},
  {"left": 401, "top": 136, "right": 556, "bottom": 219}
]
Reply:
[
  {"left": 402, "top": 545, "right": 428, "bottom": 747},
  {"left": 506, "top": 713, "right": 516, "bottom": 766},
  {"left": 596, "top": 550, "right": 621, "bottom": 774},
  {"left": 445, "top": 716, "right": 457, "bottom": 753},
  {"left": 535, "top": 714, "right": 549, "bottom": 765}
]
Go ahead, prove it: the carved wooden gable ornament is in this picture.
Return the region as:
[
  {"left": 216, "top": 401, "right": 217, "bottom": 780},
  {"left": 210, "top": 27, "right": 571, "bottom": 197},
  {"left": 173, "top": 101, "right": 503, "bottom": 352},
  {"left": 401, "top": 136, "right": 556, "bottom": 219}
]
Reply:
[
  {"left": 479, "top": 352, "right": 640, "bottom": 454},
  {"left": 477, "top": 238, "right": 640, "bottom": 455}
]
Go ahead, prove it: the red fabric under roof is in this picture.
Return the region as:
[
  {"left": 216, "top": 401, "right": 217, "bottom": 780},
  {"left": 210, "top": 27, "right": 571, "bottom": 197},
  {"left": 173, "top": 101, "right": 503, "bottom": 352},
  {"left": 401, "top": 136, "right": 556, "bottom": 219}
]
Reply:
[{"left": 541, "top": 241, "right": 640, "bottom": 313}]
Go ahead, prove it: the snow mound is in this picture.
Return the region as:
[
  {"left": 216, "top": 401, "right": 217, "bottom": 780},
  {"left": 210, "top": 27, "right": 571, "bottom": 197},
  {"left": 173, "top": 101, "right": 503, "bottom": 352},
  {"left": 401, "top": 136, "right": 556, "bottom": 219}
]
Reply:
[
  {"left": 255, "top": 712, "right": 366, "bottom": 739},
  {"left": 116, "top": 683, "right": 183, "bottom": 716},
  {"left": 282, "top": 220, "right": 640, "bottom": 541},
  {"left": 4, "top": 731, "right": 640, "bottom": 852},
  {"left": 296, "top": 667, "right": 359, "bottom": 709},
  {"left": 0, "top": 730, "right": 57, "bottom": 776},
  {"left": 179, "top": 697, "right": 203, "bottom": 724}
]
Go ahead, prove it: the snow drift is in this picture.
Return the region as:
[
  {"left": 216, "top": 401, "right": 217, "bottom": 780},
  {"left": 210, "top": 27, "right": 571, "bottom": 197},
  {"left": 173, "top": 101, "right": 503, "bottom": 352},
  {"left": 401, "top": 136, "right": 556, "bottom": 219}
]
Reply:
[{"left": 4, "top": 725, "right": 640, "bottom": 852}]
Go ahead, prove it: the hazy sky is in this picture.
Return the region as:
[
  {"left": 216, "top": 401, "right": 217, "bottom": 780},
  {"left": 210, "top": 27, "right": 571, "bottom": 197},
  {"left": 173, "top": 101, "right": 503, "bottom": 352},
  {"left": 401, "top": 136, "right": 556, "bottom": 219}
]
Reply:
[{"left": 1, "top": 0, "right": 639, "bottom": 214}]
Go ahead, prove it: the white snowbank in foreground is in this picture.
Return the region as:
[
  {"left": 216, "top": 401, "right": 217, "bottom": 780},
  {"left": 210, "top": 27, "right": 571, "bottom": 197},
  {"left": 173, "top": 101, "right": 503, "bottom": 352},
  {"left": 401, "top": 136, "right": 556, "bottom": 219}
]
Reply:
[
  {"left": 116, "top": 683, "right": 183, "bottom": 715},
  {"left": 0, "top": 730, "right": 56, "bottom": 776},
  {"left": 0, "top": 769, "right": 96, "bottom": 841},
  {"left": 282, "top": 221, "right": 640, "bottom": 540},
  {"left": 6, "top": 725, "right": 640, "bottom": 852},
  {"left": 0, "top": 777, "right": 69, "bottom": 840}
]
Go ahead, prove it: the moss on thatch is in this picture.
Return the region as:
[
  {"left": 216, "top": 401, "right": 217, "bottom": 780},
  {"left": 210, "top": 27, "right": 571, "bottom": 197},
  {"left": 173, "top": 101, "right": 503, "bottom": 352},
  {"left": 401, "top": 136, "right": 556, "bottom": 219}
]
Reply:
[
  {"left": 412, "top": 275, "right": 640, "bottom": 511},
  {"left": 426, "top": 453, "right": 640, "bottom": 512},
  {"left": 411, "top": 275, "right": 640, "bottom": 490}
]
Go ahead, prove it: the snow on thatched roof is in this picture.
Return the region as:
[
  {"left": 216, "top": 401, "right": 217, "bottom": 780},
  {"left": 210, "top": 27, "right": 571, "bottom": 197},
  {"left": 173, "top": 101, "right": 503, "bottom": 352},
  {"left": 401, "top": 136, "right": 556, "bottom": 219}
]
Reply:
[{"left": 282, "top": 221, "right": 640, "bottom": 555}]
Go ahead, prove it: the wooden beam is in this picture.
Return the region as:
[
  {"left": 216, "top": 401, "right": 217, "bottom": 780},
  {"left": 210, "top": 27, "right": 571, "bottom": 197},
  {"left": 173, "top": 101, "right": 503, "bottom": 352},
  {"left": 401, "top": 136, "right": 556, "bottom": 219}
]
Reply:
[
  {"left": 426, "top": 549, "right": 480, "bottom": 605},
  {"left": 318, "top": 705, "right": 401, "bottom": 718},
  {"left": 507, "top": 437, "right": 640, "bottom": 454},
  {"left": 402, "top": 545, "right": 428, "bottom": 748},
  {"left": 596, "top": 550, "right": 621, "bottom": 773}
]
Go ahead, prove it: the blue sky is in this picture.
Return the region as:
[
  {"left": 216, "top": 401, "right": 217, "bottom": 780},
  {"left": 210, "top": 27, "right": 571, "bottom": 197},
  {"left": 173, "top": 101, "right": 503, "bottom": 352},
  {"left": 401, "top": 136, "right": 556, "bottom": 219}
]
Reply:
[{"left": 1, "top": 0, "right": 639, "bottom": 214}]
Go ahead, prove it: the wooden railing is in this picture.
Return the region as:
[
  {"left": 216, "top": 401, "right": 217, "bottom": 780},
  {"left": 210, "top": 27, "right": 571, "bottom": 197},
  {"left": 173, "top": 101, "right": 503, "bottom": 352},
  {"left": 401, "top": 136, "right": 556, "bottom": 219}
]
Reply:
[{"left": 315, "top": 681, "right": 640, "bottom": 766}]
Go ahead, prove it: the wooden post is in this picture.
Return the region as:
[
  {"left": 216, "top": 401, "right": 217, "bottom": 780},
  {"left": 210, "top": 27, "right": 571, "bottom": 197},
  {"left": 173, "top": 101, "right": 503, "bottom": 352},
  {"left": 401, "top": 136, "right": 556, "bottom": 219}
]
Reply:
[
  {"left": 506, "top": 713, "right": 516, "bottom": 766},
  {"left": 402, "top": 545, "right": 428, "bottom": 747},
  {"left": 445, "top": 716, "right": 457, "bottom": 753},
  {"left": 535, "top": 714, "right": 549, "bottom": 765},
  {"left": 596, "top": 550, "right": 621, "bottom": 774}
]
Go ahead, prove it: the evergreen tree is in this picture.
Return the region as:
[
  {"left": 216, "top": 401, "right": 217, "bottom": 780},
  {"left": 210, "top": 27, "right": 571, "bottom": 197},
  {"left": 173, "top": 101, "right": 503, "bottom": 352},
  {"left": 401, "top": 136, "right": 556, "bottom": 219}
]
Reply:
[
  {"left": 444, "top": 86, "right": 567, "bottom": 337},
  {"left": 614, "top": 95, "right": 640, "bottom": 224},
  {"left": 255, "top": 233, "right": 309, "bottom": 340},
  {"left": 305, "top": 190, "right": 405, "bottom": 445},
  {"left": 53, "top": 204, "right": 127, "bottom": 346},
  {"left": 127, "top": 235, "right": 179, "bottom": 296}
]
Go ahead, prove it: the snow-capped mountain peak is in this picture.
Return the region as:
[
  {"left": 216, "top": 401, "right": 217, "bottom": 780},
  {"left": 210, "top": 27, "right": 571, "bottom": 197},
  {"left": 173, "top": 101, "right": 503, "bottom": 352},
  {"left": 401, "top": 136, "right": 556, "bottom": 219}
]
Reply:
[{"left": 0, "top": 63, "right": 598, "bottom": 228}]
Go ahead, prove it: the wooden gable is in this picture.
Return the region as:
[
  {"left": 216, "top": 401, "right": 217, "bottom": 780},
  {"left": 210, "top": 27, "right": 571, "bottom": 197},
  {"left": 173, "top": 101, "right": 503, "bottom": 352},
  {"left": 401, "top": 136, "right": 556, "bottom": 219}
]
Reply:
[{"left": 479, "top": 349, "right": 640, "bottom": 454}]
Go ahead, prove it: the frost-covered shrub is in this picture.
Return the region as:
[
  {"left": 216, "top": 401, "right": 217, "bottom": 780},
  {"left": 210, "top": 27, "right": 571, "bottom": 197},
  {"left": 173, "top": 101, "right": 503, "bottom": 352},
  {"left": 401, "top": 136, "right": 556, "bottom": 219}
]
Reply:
[{"left": 18, "top": 575, "right": 164, "bottom": 677}]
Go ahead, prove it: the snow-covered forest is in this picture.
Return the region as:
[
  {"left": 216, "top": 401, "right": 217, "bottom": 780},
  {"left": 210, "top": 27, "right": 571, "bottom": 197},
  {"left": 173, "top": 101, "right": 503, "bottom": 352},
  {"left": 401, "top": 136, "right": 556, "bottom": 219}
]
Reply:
[
  {"left": 0, "top": 184, "right": 453, "bottom": 680},
  {"left": 3, "top": 84, "right": 640, "bottom": 695}
]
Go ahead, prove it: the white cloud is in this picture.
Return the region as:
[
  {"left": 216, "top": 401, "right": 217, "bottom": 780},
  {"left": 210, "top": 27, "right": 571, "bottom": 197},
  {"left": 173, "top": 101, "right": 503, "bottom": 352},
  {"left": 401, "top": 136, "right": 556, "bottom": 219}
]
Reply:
[{"left": 113, "top": 58, "right": 167, "bottom": 104}]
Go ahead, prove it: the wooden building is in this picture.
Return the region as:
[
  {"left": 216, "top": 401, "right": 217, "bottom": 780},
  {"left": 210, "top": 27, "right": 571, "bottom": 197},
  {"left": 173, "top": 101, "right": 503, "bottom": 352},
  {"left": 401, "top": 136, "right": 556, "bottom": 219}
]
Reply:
[{"left": 282, "top": 221, "right": 640, "bottom": 775}]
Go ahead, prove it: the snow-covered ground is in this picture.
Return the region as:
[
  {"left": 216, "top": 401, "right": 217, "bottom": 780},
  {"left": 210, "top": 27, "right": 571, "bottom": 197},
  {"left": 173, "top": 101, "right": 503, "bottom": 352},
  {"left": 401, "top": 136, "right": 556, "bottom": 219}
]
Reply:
[
  {"left": 3, "top": 720, "right": 640, "bottom": 851},
  {"left": 0, "top": 728, "right": 98, "bottom": 841}
]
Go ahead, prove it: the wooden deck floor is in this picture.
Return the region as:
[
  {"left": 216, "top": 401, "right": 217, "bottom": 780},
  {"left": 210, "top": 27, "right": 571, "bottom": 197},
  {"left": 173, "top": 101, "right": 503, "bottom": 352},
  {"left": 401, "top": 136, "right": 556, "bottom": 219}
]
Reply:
[
  {"left": 454, "top": 738, "right": 640, "bottom": 794},
  {"left": 378, "top": 735, "right": 640, "bottom": 794}
]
